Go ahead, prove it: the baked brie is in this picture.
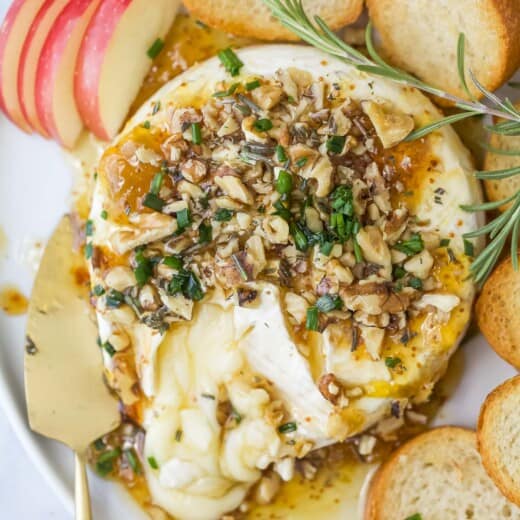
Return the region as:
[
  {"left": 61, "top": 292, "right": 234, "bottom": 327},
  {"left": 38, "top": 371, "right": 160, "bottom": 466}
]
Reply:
[{"left": 86, "top": 45, "right": 482, "bottom": 520}]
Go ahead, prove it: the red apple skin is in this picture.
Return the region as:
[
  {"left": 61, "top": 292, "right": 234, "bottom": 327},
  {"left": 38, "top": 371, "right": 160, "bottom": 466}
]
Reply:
[
  {"left": 18, "top": 0, "right": 71, "bottom": 138},
  {"left": 74, "top": 0, "right": 131, "bottom": 141},
  {"left": 35, "top": 0, "right": 100, "bottom": 147},
  {"left": 0, "top": 0, "right": 46, "bottom": 133}
]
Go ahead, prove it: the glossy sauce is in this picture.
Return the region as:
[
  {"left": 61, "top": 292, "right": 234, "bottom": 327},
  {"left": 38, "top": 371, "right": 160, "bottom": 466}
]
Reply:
[{"left": 0, "top": 285, "right": 29, "bottom": 315}]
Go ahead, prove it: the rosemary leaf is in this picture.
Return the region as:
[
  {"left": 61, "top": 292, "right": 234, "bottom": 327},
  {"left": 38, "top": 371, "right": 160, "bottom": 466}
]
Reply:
[
  {"left": 456, "top": 34, "right": 472, "bottom": 99},
  {"left": 405, "top": 112, "right": 479, "bottom": 141},
  {"left": 475, "top": 165, "right": 520, "bottom": 180}
]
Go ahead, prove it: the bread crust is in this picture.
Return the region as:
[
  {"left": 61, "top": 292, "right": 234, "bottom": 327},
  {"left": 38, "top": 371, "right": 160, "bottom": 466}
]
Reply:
[
  {"left": 367, "top": 0, "right": 520, "bottom": 100},
  {"left": 183, "top": 0, "right": 363, "bottom": 41},
  {"left": 476, "top": 256, "right": 520, "bottom": 369},
  {"left": 478, "top": 375, "right": 520, "bottom": 506},
  {"left": 364, "top": 426, "right": 476, "bottom": 520}
]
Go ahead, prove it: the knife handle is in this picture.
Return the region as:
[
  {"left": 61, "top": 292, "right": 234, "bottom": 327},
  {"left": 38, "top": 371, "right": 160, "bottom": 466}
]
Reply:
[{"left": 75, "top": 451, "right": 92, "bottom": 520}]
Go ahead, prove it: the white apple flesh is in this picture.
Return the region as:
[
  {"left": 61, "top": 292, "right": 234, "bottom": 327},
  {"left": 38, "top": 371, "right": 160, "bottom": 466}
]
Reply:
[
  {"left": 75, "top": 0, "right": 180, "bottom": 141},
  {"left": 18, "top": 0, "right": 72, "bottom": 137},
  {"left": 0, "top": 0, "right": 46, "bottom": 133},
  {"left": 35, "top": 0, "right": 102, "bottom": 148}
]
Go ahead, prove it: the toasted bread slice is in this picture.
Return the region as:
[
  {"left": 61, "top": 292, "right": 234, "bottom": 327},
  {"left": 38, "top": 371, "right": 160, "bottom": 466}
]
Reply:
[
  {"left": 366, "top": 0, "right": 520, "bottom": 100},
  {"left": 476, "top": 255, "right": 520, "bottom": 368},
  {"left": 483, "top": 108, "right": 520, "bottom": 209},
  {"left": 183, "top": 0, "right": 363, "bottom": 41},
  {"left": 478, "top": 376, "right": 520, "bottom": 507},
  {"left": 364, "top": 427, "right": 520, "bottom": 520}
]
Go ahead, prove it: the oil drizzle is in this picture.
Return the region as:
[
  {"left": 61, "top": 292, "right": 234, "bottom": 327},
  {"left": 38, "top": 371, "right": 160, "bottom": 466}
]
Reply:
[{"left": 0, "top": 285, "right": 29, "bottom": 315}]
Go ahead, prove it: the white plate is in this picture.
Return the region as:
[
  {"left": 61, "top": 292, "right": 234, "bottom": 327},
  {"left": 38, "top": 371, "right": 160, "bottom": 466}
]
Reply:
[{"left": 0, "top": 1, "right": 518, "bottom": 517}]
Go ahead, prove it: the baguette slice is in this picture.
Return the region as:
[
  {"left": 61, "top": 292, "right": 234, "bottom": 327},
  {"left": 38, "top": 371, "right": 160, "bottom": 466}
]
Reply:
[
  {"left": 367, "top": 0, "right": 520, "bottom": 100},
  {"left": 476, "top": 255, "right": 520, "bottom": 368},
  {"left": 364, "top": 427, "right": 520, "bottom": 520},
  {"left": 478, "top": 376, "right": 520, "bottom": 507},
  {"left": 183, "top": 0, "right": 363, "bottom": 41},
  {"left": 483, "top": 104, "right": 520, "bottom": 209}
]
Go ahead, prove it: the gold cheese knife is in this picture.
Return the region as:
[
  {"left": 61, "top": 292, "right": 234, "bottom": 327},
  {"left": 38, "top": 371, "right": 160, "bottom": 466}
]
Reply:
[{"left": 24, "top": 215, "right": 121, "bottom": 520}]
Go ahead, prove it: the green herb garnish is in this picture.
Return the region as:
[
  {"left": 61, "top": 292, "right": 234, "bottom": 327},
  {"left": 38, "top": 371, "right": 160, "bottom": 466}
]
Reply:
[
  {"left": 315, "top": 294, "right": 343, "bottom": 313},
  {"left": 147, "top": 38, "right": 164, "bottom": 59},
  {"left": 276, "top": 170, "right": 293, "bottom": 194},
  {"left": 278, "top": 422, "right": 297, "bottom": 434},
  {"left": 253, "top": 118, "right": 273, "bottom": 132},
  {"left": 276, "top": 144, "right": 288, "bottom": 163},
  {"left": 214, "top": 208, "right": 233, "bottom": 221},
  {"left": 217, "top": 47, "right": 244, "bottom": 76},
  {"left": 191, "top": 122, "right": 202, "bottom": 144},
  {"left": 326, "top": 135, "right": 346, "bottom": 154},
  {"left": 385, "top": 357, "right": 401, "bottom": 368},
  {"left": 394, "top": 233, "right": 424, "bottom": 256},
  {"left": 163, "top": 255, "right": 183, "bottom": 270},
  {"left": 176, "top": 208, "right": 192, "bottom": 231},
  {"left": 150, "top": 172, "right": 164, "bottom": 195},
  {"left": 198, "top": 221, "right": 212, "bottom": 244},
  {"left": 147, "top": 456, "right": 159, "bottom": 470},
  {"left": 143, "top": 192, "right": 165, "bottom": 212},
  {"left": 246, "top": 79, "right": 261, "bottom": 90},
  {"left": 306, "top": 307, "right": 319, "bottom": 331}
]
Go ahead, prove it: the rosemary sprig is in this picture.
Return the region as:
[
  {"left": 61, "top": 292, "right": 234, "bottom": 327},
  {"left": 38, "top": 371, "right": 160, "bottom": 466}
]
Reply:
[{"left": 263, "top": 0, "right": 520, "bottom": 283}]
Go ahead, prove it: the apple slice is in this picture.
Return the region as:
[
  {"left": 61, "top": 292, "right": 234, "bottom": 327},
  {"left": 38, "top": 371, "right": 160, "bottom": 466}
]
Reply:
[
  {"left": 35, "top": 0, "right": 102, "bottom": 148},
  {"left": 18, "top": 0, "right": 71, "bottom": 137},
  {"left": 75, "top": 0, "right": 180, "bottom": 141},
  {"left": 0, "top": 0, "right": 46, "bottom": 133}
]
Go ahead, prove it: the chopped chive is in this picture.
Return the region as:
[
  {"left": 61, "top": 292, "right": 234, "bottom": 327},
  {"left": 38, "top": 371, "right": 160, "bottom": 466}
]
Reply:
[
  {"left": 290, "top": 222, "right": 309, "bottom": 252},
  {"left": 105, "top": 289, "right": 125, "bottom": 308},
  {"left": 152, "top": 101, "right": 161, "bottom": 115},
  {"left": 147, "top": 38, "right": 164, "bottom": 59},
  {"left": 93, "top": 284, "right": 105, "bottom": 296},
  {"left": 393, "top": 265, "right": 406, "bottom": 279},
  {"left": 385, "top": 357, "right": 401, "bottom": 368},
  {"left": 102, "top": 341, "right": 116, "bottom": 357},
  {"left": 85, "top": 219, "right": 94, "bottom": 236},
  {"left": 147, "top": 456, "right": 159, "bottom": 470},
  {"left": 214, "top": 208, "right": 233, "bottom": 221},
  {"left": 394, "top": 233, "right": 424, "bottom": 256},
  {"left": 201, "top": 393, "right": 215, "bottom": 400},
  {"left": 217, "top": 47, "right": 243, "bottom": 76},
  {"left": 163, "top": 255, "right": 183, "bottom": 270},
  {"left": 315, "top": 294, "right": 343, "bottom": 313},
  {"left": 246, "top": 79, "right": 261, "bottom": 91},
  {"left": 125, "top": 449, "right": 141, "bottom": 474},
  {"left": 295, "top": 157, "right": 308, "bottom": 168},
  {"left": 176, "top": 208, "right": 191, "bottom": 230},
  {"left": 150, "top": 172, "right": 164, "bottom": 195},
  {"left": 405, "top": 515, "right": 422, "bottom": 520},
  {"left": 198, "top": 221, "right": 212, "bottom": 244},
  {"left": 273, "top": 199, "right": 292, "bottom": 221},
  {"left": 96, "top": 447, "right": 121, "bottom": 475},
  {"left": 253, "top": 118, "right": 273, "bottom": 132},
  {"left": 213, "top": 82, "right": 240, "bottom": 98},
  {"left": 134, "top": 258, "right": 153, "bottom": 286},
  {"left": 191, "top": 122, "right": 202, "bottom": 144},
  {"left": 143, "top": 192, "right": 165, "bottom": 212},
  {"left": 463, "top": 238, "right": 474, "bottom": 257},
  {"left": 85, "top": 242, "right": 93, "bottom": 259},
  {"left": 100, "top": 209, "right": 108, "bottom": 220},
  {"left": 353, "top": 238, "right": 363, "bottom": 263},
  {"left": 306, "top": 306, "right": 319, "bottom": 331},
  {"left": 320, "top": 241, "right": 334, "bottom": 256},
  {"left": 94, "top": 438, "right": 105, "bottom": 451},
  {"left": 278, "top": 422, "right": 297, "bottom": 434},
  {"left": 276, "top": 144, "right": 288, "bottom": 163},
  {"left": 275, "top": 170, "right": 293, "bottom": 194},
  {"left": 440, "top": 238, "right": 450, "bottom": 247},
  {"left": 185, "top": 270, "right": 204, "bottom": 301},
  {"left": 142, "top": 120, "right": 151, "bottom": 129},
  {"left": 175, "top": 429, "right": 183, "bottom": 442},
  {"left": 326, "top": 135, "right": 346, "bottom": 154},
  {"left": 408, "top": 277, "right": 423, "bottom": 289}
]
